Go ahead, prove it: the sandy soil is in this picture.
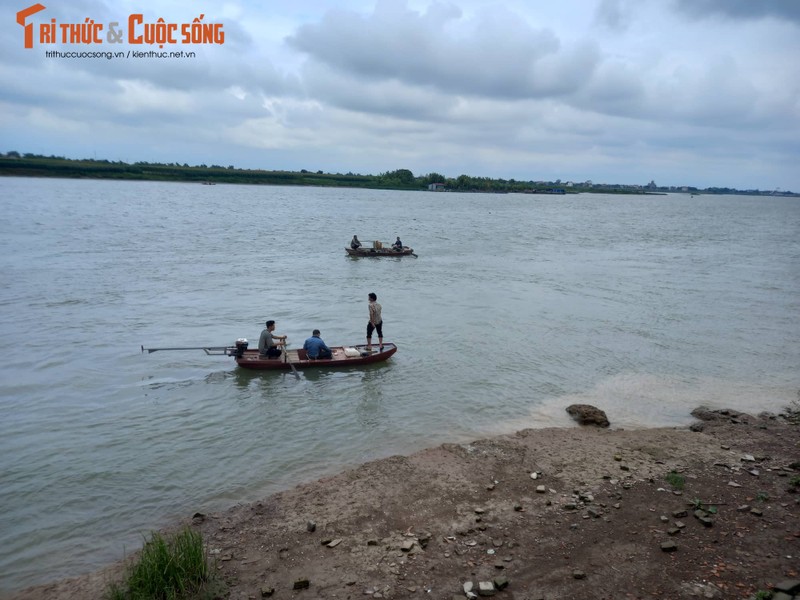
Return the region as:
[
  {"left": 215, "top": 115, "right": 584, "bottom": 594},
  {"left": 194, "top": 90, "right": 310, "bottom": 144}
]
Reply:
[{"left": 7, "top": 407, "right": 799, "bottom": 600}]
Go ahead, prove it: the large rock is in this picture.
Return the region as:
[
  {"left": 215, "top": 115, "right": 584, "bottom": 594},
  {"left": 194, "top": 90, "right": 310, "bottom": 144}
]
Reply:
[{"left": 566, "top": 404, "right": 610, "bottom": 428}]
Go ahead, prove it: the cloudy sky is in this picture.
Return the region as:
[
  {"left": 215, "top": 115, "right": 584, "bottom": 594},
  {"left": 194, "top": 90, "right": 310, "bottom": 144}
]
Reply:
[{"left": 2, "top": 0, "right": 799, "bottom": 190}]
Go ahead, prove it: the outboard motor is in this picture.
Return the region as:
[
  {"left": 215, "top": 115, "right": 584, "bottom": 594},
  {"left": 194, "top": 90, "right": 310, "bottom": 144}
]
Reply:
[{"left": 234, "top": 338, "right": 248, "bottom": 358}]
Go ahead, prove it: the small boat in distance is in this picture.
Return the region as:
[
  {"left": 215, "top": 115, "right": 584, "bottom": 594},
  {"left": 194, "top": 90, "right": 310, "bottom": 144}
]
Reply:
[
  {"left": 142, "top": 341, "right": 397, "bottom": 371},
  {"left": 346, "top": 240, "right": 416, "bottom": 257}
]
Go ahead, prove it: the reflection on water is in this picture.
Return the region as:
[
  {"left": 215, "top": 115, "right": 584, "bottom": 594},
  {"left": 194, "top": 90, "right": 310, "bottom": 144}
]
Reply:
[{"left": 0, "top": 179, "right": 798, "bottom": 592}]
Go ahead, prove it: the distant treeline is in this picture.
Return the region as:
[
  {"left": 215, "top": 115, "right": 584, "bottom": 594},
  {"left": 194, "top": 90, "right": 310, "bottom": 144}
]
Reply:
[{"left": 0, "top": 152, "right": 795, "bottom": 196}]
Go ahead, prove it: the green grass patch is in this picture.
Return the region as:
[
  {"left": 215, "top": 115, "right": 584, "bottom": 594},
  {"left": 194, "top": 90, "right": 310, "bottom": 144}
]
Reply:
[
  {"left": 106, "top": 527, "right": 215, "bottom": 600},
  {"left": 665, "top": 470, "right": 685, "bottom": 490}
]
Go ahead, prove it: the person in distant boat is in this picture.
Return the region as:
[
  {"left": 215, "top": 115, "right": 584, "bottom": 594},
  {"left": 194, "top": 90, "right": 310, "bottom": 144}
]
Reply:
[
  {"left": 303, "top": 329, "right": 332, "bottom": 360},
  {"left": 392, "top": 236, "right": 403, "bottom": 251},
  {"left": 258, "top": 320, "right": 286, "bottom": 358},
  {"left": 351, "top": 235, "right": 362, "bottom": 250},
  {"left": 366, "top": 292, "right": 383, "bottom": 351}
]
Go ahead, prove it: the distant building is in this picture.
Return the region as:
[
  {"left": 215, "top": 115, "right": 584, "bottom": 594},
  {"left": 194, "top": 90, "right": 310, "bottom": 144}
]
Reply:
[{"left": 428, "top": 182, "right": 446, "bottom": 191}]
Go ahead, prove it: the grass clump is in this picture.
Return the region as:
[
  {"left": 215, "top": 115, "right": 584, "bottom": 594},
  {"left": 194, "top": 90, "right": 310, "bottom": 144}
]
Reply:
[
  {"left": 665, "top": 470, "right": 685, "bottom": 490},
  {"left": 107, "top": 527, "right": 213, "bottom": 600}
]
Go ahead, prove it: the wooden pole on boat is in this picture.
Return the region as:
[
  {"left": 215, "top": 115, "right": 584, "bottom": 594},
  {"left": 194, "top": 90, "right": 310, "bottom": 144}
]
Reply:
[{"left": 141, "top": 345, "right": 228, "bottom": 354}]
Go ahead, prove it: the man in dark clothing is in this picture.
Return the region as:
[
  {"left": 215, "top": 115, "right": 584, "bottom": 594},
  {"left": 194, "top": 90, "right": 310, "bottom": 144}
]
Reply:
[{"left": 303, "top": 329, "right": 332, "bottom": 359}]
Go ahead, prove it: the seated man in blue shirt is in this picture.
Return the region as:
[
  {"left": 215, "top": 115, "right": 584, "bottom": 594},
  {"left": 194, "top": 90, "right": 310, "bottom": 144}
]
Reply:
[{"left": 303, "top": 329, "right": 332, "bottom": 360}]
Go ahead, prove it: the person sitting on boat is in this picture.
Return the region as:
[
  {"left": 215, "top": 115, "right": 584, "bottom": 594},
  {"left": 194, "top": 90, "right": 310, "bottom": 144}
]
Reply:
[
  {"left": 303, "top": 329, "right": 332, "bottom": 360},
  {"left": 258, "top": 320, "right": 286, "bottom": 358},
  {"left": 350, "top": 235, "right": 362, "bottom": 250},
  {"left": 392, "top": 236, "right": 403, "bottom": 251}
]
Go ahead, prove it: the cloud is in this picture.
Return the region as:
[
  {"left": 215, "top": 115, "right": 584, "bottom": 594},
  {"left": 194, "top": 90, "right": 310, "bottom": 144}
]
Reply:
[
  {"left": 287, "top": 2, "right": 600, "bottom": 101},
  {"left": 672, "top": 0, "right": 800, "bottom": 24},
  {"left": 0, "top": 0, "right": 798, "bottom": 190}
]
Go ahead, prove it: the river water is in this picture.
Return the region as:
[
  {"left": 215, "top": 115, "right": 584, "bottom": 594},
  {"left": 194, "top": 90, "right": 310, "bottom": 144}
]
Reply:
[{"left": 0, "top": 177, "right": 798, "bottom": 592}]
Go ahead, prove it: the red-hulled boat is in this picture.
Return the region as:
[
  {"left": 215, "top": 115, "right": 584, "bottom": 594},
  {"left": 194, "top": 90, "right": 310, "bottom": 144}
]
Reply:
[{"left": 142, "top": 341, "right": 397, "bottom": 371}]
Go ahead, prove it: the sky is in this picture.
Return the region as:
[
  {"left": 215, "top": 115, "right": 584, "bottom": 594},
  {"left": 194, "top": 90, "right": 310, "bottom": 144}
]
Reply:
[{"left": 2, "top": 0, "right": 799, "bottom": 191}]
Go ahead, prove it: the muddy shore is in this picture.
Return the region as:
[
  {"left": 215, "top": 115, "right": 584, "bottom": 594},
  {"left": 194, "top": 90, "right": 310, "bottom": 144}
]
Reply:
[{"left": 7, "top": 407, "right": 799, "bottom": 600}]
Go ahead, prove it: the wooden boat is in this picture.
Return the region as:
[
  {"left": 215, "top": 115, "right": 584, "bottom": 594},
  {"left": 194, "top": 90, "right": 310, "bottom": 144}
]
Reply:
[
  {"left": 346, "top": 246, "right": 415, "bottom": 257},
  {"left": 233, "top": 343, "right": 397, "bottom": 370},
  {"left": 143, "top": 342, "right": 397, "bottom": 372}
]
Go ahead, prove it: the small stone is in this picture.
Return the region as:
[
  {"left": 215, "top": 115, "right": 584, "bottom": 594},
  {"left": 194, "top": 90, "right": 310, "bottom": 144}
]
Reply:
[
  {"left": 620, "top": 464, "right": 630, "bottom": 471},
  {"left": 742, "top": 454, "right": 756, "bottom": 462},
  {"left": 306, "top": 520, "right": 316, "bottom": 532},
  {"left": 536, "top": 485, "right": 546, "bottom": 493},
  {"left": 531, "top": 472, "right": 539, "bottom": 479},
  {"left": 727, "top": 481, "right": 741, "bottom": 487},
  {"left": 736, "top": 505, "right": 750, "bottom": 512},
  {"left": 720, "top": 445, "right": 730, "bottom": 450},
  {"left": 493, "top": 576, "right": 510, "bottom": 590},
  {"left": 514, "top": 503, "right": 524, "bottom": 511},
  {"left": 475, "top": 507, "right": 486, "bottom": 514},
  {"left": 261, "top": 586, "right": 275, "bottom": 597},
  {"left": 660, "top": 516, "right": 669, "bottom": 523},
  {"left": 614, "top": 455, "right": 622, "bottom": 461},
  {"left": 477, "top": 581, "right": 496, "bottom": 596},
  {"left": 563, "top": 503, "right": 577, "bottom": 510},
  {"left": 673, "top": 510, "right": 688, "bottom": 518},
  {"left": 748, "top": 469, "right": 760, "bottom": 477},
  {"left": 327, "top": 539, "right": 342, "bottom": 548},
  {"left": 750, "top": 508, "right": 763, "bottom": 516},
  {"left": 400, "top": 540, "right": 415, "bottom": 552},
  {"left": 573, "top": 569, "right": 586, "bottom": 579},
  {"left": 773, "top": 580, "right": 800, "bottom": 594},
  {"left": 293, "top": 578, "right": 310, "bottom": 590},
  {"left": 667, "top": 527, "right": 681, "bottom": 536},
  {"left": 463, "top": 581, "right": 474, "bottom": 594},
  {"left": 675, "top": 521, "right": 686, "bottom": 529},
  {"left": 661, "top": 541, "right": 678, "bottom": 552}
]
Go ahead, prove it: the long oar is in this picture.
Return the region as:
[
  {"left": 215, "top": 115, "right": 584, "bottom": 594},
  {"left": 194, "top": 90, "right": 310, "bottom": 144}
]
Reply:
[{"left": 283, "top": 341, "right": 300, "bottom": 379}]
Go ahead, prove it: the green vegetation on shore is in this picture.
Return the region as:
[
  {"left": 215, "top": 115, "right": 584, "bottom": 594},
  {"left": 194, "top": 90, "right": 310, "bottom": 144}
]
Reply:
[
  {"left": 1, "top": 151, "right": 796, "bottom": 196},
  {"left": 106, "top": 528, "right": 220, "bottom": 600}
]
